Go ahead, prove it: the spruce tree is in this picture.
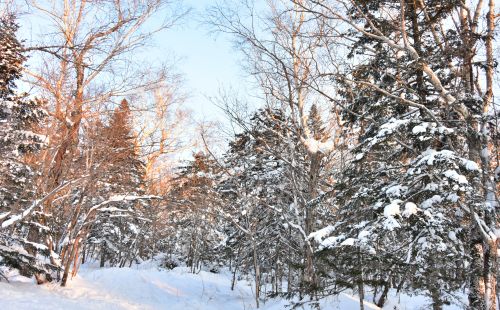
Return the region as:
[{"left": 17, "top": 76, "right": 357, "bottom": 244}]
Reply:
[
  {"left": 86, "top": 99, "right": 150, "bottom": 267},
  {"left": 0, "top": 14, "right": 54, "bottom": 282},
  {"left": 309, "top": 1, "right": 499, "bottom": 308},
  {"left": 163, "top": 152, "right": 222, "bottom": 272}
]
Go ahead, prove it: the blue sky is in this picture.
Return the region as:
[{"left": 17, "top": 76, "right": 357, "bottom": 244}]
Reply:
[{"left": 154, "top": 0, "right": 250, "bottom": 124}]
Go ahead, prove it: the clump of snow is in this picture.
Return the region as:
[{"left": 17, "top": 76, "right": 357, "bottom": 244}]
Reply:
[
  {"left": 302, "top": 138, "right": 334, "bottom": 154},
  {"left": 383, "top": 216, "right": 401, "bottom": 231},
  {"left": 416, "top": 150, "right": 481, "bottom": 175},
  {"left": 385, "top": 185, "right": 407, "bottom": 198},
  {"left": 320, "top": 235, "right": 345, "bottom": 249},
  {"left": 446, "top": 193, "right": 460, "bottom": 202},
  {"left": 421, "top": 195, "right": 443, "bottom": 209},
  {"left": 384, "top": 201, "right": 401, "bottom": 217},
  {"left": 448, "top": 231, "right": 457, "bottom": 242},
  {"left": 462, "top": 159, "right": 479, "bottom": 171},
  {"left": 424, "top": 183, "right": 439, "bottom": 191},
  {"left": 366, "top": 118, "right": 411, "bottom": 147},
  {"left": 340, "top": 238, "right": 356, "bottom": 246},
  {"left": 402, "top": 202, "right": 418, "bottom": 217},
  {"left": 412, "top": 123, "right": 428, "bottom": 134},
  {"left": 412, "top": 122, "right": 454, "bottom": 136},
  {"left": 1, "top": 199, "right": 40, "bottom": 228},
  {"left": 354, "top": 221, "right": 370, "bottom": 229},
  {"left": 0, "top": 211, "right": 11, "bottom": 221},
  {"left": 309, "top": 225, "right": 336, "bottom": 243},
  {"left": 443, "top": 170, "right": 468, "bottom": 184},
  {"left": 416, "top": 149, "right": 456, "bottom": 166},
  {"left": 382, "top": 201, "right": 402, "bottom": 231},
  {"left": 377, "top": 118, "right": 410, "bottom": 137},
  {"left": 358, "top": 230, "right": 371, "bottom": 242}
]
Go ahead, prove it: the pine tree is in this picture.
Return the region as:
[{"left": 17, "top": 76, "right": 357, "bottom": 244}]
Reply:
[
  {"left": 162, "top": 152, "right": 223, "bottom": 272},
  {"left": 0, "top": 14, "right": 54, "bottom": 282},
  {"left": 217, "top": 107, "right": 335, "bottom": 302},
  {"left": 86, "top": 99, "right": 150, "bottom": 268},
  {"left": 217, "top": 109, "right": 294, "bottom": 305},
  {"left": 309, "top": 1, "right": 499, "bottom": 308}
]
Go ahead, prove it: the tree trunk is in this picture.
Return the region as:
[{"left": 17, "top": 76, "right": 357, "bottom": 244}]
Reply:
[
  {"left": 376, "top": 281, "right": 390, "bottom": 308},
  {"left": 100, "top": 246, "right": 106, "bottom": 268},
  {"left": 358, "top": 250, "right": 365, "bottom": 310},
  {"left": 484, "top": 239, "right": 498, "bottom": 310},
  {"left": 481, "top": 2, "right": 498, "bottom": 309},
  {"left": 81, "top": 243, "right": 86, "bottom": 265},
  {"left": 61, "top": 237, "right": 79, "bottom": 287},
  {"left": 469, "top": 239, "right": 486, "bottom": 309},
  {"left": 252, "top": 239, "right": 260, "bottom": 308}
]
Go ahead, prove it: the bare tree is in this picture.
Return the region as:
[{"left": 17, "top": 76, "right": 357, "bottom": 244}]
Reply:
[
  {"left": 23, "top": 0, "right": 188, "bottom": 188},
  {"left": 16, "top": 0, "right": 189, "bottom": 286}
]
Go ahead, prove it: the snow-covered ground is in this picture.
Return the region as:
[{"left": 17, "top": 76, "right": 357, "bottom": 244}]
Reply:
[{"left": 0, "top": 263, "right": 464, "bottom": 310}]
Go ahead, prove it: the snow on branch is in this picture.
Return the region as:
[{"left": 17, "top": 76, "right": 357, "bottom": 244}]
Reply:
[
  {"left": 302, "top": 137, "right": 335, "bottom": 155},
  {"left": 82, "top": 195, "right": 161, "bottom": 224},
  {"left": 0, "top": 177, "right": 88, "bottom": 229}
]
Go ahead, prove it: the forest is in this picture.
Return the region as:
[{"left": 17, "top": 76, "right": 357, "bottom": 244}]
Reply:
[{"left": 0, "top": 0, "right": 499, "bottom": 309}]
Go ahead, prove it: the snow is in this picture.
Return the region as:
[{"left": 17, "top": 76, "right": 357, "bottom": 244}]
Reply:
[
  {"left": 16, "top": 130, "right": 49, "bottom": 144},
  {"left": 0, "top": 266, "right": 260, "bottom": 310},
  {"left": 424, "top": 183, "right": 439, "bottom": 191},
  {"left": 462, "top": 159, "right": 479, "bottom": 171},
  {"left": 0, "top": 262, "right": 467, "bottom": 310},
  {"left": 340, "top": 238, "right": 356, "bottom": 246},
  {"left": 302, "top": 137, "right": 334, "bottom": 154},
  {"left": 416, "top": 149, "right": 455, "bottom": 166},
  {"left": 412, "top": 122, "right": 454, "bottom": 136},
  {"left": 1, "top": 199, "right": 40, "bottom": 228},
  {"left": 383, "top": 201, "right": 401, "bottom": 217},
  {"left": 443, "top": 170, "right": 468, "bottom": 184},
  {"left": 319, "top": 235, "right": 345, "bottom": 249},
  {"left": 366, "top": 118, "right": 411, "bottom": 147},
  {"left": 108, "top": 195, "right": 161, "bottom": 202},
  {"left": 378, "top": 119, "right": 410, "bottom": 137},
  {"left": 355, "top": 153, "right": 364, "bottom": 160},
  {"left": 309, "top": 225, "right": 336, "bottom": 243},
  {"left": 358, "top": 230, "right": 371, "bottom": 242},
  {"left": 382, "top": 202, "right": 402, "bottom": 231},
  {"left": 421, "top": 195, "right": 443, "bottom": 209},
  {"left": 446, "top": 193, "right": 460, "bottom": 202},
  {"left": 448, "top": 231, "right": 457, "bottom": 242},
  {"left": 0, "top": 211, "right": 11, "bottom": 221},
  {"left": 385, "top": 185, "right": 406, "bottom": 198},
  {"left": 412, "top": 123, "right": 428, "bottom": 134},
  {"left": 383, "top": 216, "right": 401, "bottom": 231},
  {"left": 402, "top": 202, "right": 418, "bottom": 217}
]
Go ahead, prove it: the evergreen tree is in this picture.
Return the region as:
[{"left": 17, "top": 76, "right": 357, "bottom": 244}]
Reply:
[
  {"left": 217, "top": 109, "right": 294, "bottom": 305},
  {"left": 309, "top": 1, "right": 499, "bottom": 308},
  {"left": 86, "top": 99, "right": 150, "bottom": 267},
  {"left": 162, "top": 152, "right": 223, "bottom": 272},
  {"left": 218, "top": 107, "right": 334, "bottom": 302},
  {"left": 0, "top": 14, "right": 55, "bottom": 282}
]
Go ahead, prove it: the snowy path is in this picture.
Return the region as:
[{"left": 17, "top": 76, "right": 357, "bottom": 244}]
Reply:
[
  {"left": 1, "top": 267, "right": 253, "bottom": 310},
  {"left": 0, "top": 265, "right": 460, "bottom": 309},
  {"left": 0, "top": 266, "right": 381, "bottom": 310}
]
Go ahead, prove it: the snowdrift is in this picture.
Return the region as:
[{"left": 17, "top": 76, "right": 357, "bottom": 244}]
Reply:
[{"left": 0, "top": 264, "right": 464, "bottom": 309}]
